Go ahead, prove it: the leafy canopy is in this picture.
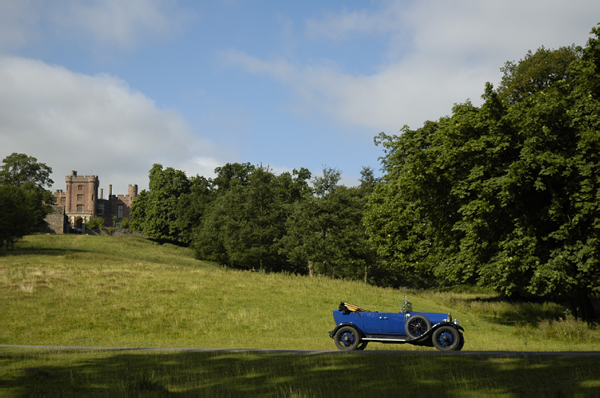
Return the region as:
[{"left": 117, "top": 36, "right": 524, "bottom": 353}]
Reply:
[
  {"left": 0, "top": 153, "right": 53, "bottom": 188},
  {"left": 365, "top": 26, "right": 600, "bottom": 313}
]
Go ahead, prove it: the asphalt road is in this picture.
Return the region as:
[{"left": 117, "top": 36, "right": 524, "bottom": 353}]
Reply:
[{"left": 2, "top": 345, "right": 599, "bottom": 356}]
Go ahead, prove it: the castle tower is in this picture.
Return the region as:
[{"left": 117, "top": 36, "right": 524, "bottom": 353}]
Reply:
[
  {"left": 64, "top": 170, "right": 99, "bottom": 229},
  {"left": 128, "top": 184, "right": 138, "bottom": 200}
]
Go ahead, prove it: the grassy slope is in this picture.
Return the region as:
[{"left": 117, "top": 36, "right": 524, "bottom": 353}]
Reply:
[
  {"left": 1, "top": 234, "right": 597, "bottom": 351},
  {"left": 1, "top": 234, "right": 600, "bottom": 395}
]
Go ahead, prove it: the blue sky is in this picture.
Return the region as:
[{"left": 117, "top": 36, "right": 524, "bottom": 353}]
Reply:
[{"left": 1, "top": 1, "right": 598, "bottom": 194}]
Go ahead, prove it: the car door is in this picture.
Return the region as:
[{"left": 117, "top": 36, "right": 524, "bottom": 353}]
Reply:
[
  {"left": 360, "top": 312, "right": 406, "bottom": 334},
  {"left": 380, "top": 313, "right": 405, "bottom": 334}
]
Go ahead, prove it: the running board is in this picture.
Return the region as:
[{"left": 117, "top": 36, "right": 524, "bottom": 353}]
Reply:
[{"left": 362, "top": 336, "right": 410, "bottom": 342}]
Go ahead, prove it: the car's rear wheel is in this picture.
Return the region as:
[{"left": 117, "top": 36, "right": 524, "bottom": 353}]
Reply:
[
  {"left": 334, "top": 326, "right": 361, "bottom": 351},
  {"left": 405, "top": 315, "right": 431, "bottom": 339},
  {"left": 432, "top": 326, "right": 461, "bottom": 351}
]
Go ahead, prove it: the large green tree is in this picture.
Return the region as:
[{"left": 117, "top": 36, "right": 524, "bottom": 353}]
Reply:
[
  {"left": 279, "top": 167, "right": 379, "bottom": 282},
  {"left": 0, "top": 153, "right": 55, "bottom": 252},
  {"left": 496, "top": 45, "right": 580, "bottom": 105},
  {"left": 0, "top": 185, "right": 38, "bottom": 252},
  {"left": 174, "top": 175, "right": 213, "bottom": 244},
  {"left": 0, "top": 153, "right": 53, "bottom": 189},
  {"left": 365, "top": 26, "right": 600, "bottom": 319},
  {"left": 130, "top": 164, "right": 192, "bottom": 243},
  {"left": 194, "top": 165, "right": 308, "bottom": 272},
  {"left": 211, "top": 162, "right": 255, "bottom": 194}
]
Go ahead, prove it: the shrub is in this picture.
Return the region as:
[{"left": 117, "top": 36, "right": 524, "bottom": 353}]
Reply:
[{"left": 87, "top": 217, "right": 104, "bottom": 230}]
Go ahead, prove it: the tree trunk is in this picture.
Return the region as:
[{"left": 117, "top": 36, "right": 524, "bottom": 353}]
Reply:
[
  {"left": 569, "top": 293, "right": 598, "bottom": 322},
  {"left": 308, "top": 261, "right": 314, "bottom": 277}
]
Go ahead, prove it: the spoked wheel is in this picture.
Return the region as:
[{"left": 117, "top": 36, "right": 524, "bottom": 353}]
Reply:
[
  {"left": 432, "top": 326, "right": 462, "bottom": 351},
  {"left": 334, "top": 326, "right": 362, "bottom": 351},
  {"left": 405, "top": 315, "right": 431, "bottom": 339}
]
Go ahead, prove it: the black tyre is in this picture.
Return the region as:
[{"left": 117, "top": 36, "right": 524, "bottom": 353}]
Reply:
[
  {"left": 405, "top": 315, "right": 431, "bottom": 339},
  {"left": 456, "top": 333, "right": 465, "bottom": 351},
  {"left": 357, "top": 342, "right": 369, "bottom": 351},
  {"left": 334, "top": 326, "right": 361, "bottom": 351},
  {"left": 432, "top": 326, "right": 461, "bottom": 351}
]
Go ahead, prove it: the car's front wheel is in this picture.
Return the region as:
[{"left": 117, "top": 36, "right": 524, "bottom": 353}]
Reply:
[
  {"left": 432, "top": 326, "right": 462, "bottom": 351},
  {"left": 334, "top": 326, "right": 362, "bottom": 351}
]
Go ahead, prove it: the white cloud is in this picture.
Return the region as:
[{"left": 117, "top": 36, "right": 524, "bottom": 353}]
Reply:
[
  {"left": 220, "top": 47, "right": 483, "bottom": 133},
  {"left": 0, "top": 0, "right": 192, "bottom": 52},
  {"left": 225, "top": 1, "right": 600, "bottom": 134},
  {"left": 220, "top": 49, "right": 298, "bottom": 83},
  {"left": 0, "top": 1, "right": 43, "bottom": 52},
  {"left": 50, "top": 0, "right": 190, "bottom": 50},
  {"left": 305, "top": 8, "right": 394, "bottom": 41},
  {"left": 0, "top": 56, "right": 227, "bottom": 192}
]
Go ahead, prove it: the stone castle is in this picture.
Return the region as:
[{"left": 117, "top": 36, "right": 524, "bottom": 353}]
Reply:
[{"left": 46, "top": 170, "right": 138, "bottom": 233}]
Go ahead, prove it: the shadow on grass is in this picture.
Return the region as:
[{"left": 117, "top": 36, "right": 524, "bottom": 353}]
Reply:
[
  {"left": 4, "top": 247, "right": 88, "bottom": 257},
  {"left": 7, "top": 238, "right": 202, "bottom": 268},
  {"left": 2, "top": 350, "right": 600, "bottom": 396},
  {"left": 464, "top": 296, "right": 567, "bottom": 327}
]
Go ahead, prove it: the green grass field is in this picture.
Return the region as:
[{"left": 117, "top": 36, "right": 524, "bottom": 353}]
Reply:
[{"left": 1, "top": 234, "right": 599, "bottom": 395}]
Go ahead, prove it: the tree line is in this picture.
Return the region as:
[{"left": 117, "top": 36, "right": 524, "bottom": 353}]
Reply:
[{"left": 129, "top": 162, "right": 389, "bottom": 283}]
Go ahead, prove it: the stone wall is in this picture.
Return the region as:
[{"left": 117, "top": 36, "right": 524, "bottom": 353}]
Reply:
[{"left": 44, "top": 205, "right": 68, "bottom": 234}]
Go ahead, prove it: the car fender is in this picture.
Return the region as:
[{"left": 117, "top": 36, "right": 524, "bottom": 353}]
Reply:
[
  {"left": 420, "top": 321, "right": 464, "bottom": 339},
  {"left": 329, "top": 322, "right": 364, "bottom": 339},
  {"left": 430, "top": 321, "right": 464, "bottom": 333}
]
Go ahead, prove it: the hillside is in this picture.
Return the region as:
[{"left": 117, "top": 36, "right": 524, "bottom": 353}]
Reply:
[{"left": 1, "top": 234, "right": 598, "bottom": 351}]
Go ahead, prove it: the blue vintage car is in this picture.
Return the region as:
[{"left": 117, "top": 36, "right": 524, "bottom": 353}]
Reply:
[{"left": 329, "top": 297, "right": 464, "bottom": 351}]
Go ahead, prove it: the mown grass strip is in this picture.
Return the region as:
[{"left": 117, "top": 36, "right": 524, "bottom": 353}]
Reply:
[{"left": 1, "top": 348, "right": 599, "bottom": 396}]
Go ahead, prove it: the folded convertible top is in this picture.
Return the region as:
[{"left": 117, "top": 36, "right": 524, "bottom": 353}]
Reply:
[{"left": 339, "top": 302, "right": 369, "bottom": 314}]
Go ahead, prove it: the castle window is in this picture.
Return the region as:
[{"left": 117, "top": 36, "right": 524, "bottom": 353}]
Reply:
[
  {"left": 78, "top": 185, "right": 83, "bottom": 190},
  {"left": 77, "top": 194, "right": 83, "bottom": 201},
  {"left": 97, "top": 202, "right": 104, "bottom": 215},
  {"left": 117, "top": 204, "right": 123, "bottom": 218},
  {"left": 77, "top": 205, "right": 83, "bottom": 212},
  {"left": 61, "top": 197, "right": 66, "bottom": 204}
]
